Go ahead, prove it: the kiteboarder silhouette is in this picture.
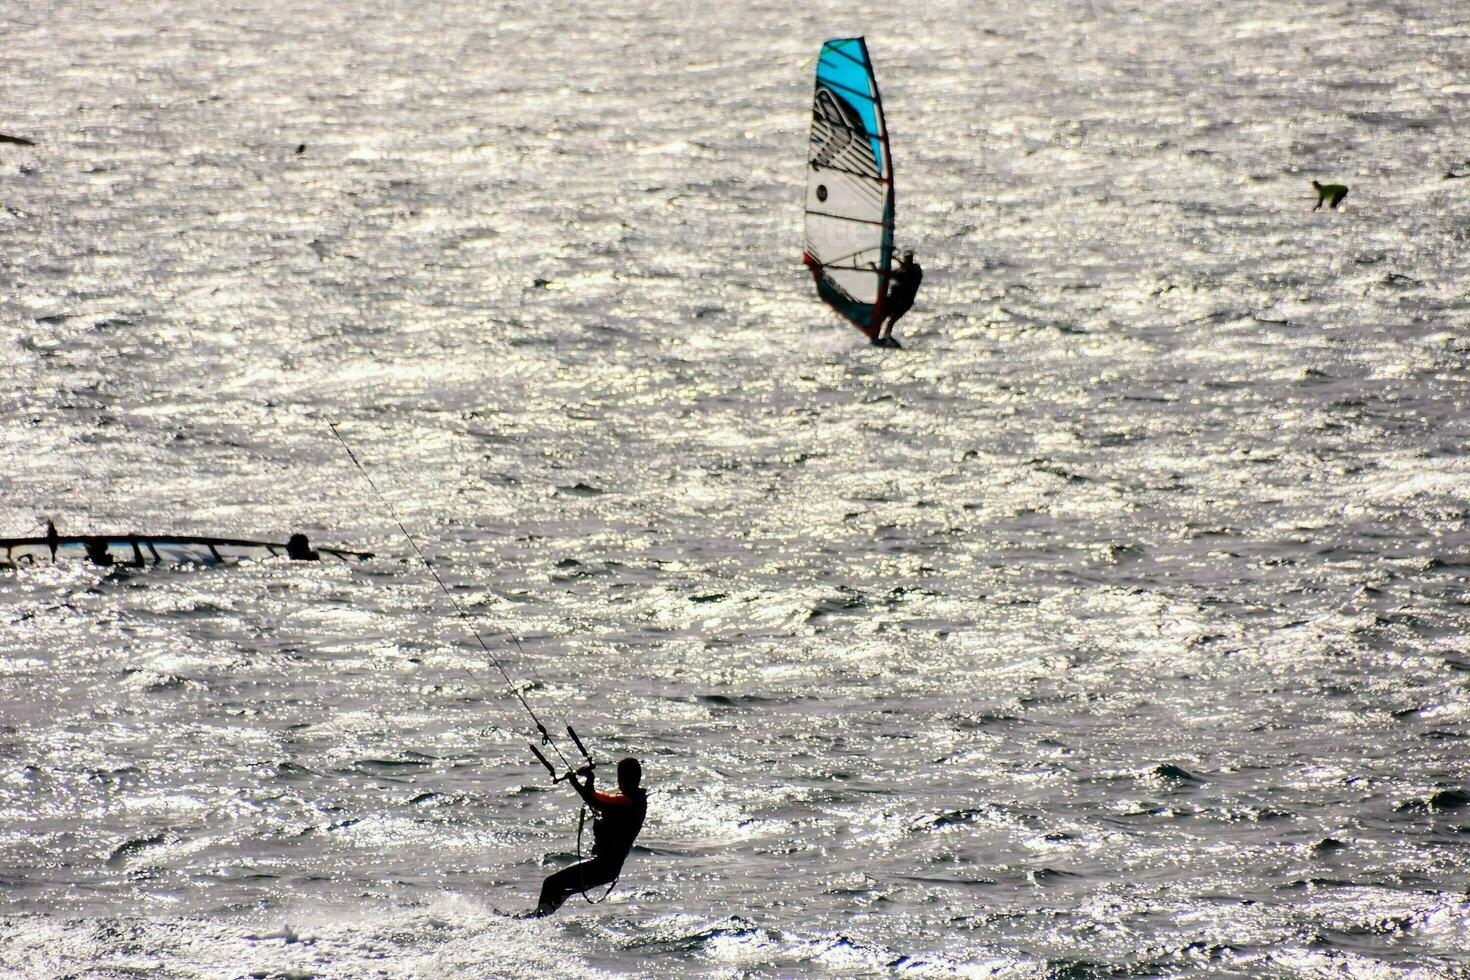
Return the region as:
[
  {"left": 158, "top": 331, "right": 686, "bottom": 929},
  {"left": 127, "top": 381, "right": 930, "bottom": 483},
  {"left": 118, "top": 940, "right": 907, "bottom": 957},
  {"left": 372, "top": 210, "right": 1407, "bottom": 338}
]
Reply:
[{"left": 529, "top": 755, "right": 648, "bottom": 917}]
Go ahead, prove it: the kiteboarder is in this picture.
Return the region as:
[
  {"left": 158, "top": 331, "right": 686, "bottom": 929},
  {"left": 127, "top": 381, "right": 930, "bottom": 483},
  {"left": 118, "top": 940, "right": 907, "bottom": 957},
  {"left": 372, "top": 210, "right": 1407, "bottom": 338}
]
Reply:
[
  {"left": 532, "top": 756, "right": 647, "bottom": 917},
  {"left": 875, "top": 249, "right": 922, "bottom": 347}
]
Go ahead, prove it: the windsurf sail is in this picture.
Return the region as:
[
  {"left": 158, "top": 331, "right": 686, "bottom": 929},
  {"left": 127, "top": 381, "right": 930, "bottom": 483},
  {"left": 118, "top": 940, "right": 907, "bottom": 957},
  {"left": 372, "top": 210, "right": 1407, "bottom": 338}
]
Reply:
[
  {"left": 0, "top": 530, "right": 372, "bottom": 569},
  {"left": 803, "top": 36, "right": 894, "bottom": 339}
]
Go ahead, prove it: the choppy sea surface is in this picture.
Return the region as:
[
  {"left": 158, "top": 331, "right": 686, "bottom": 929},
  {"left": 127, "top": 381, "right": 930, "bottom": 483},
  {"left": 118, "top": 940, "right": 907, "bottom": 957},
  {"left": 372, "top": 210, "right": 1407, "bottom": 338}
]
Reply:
[{"left": 3, "top": 0, "right": 1470, "bottom": 976}]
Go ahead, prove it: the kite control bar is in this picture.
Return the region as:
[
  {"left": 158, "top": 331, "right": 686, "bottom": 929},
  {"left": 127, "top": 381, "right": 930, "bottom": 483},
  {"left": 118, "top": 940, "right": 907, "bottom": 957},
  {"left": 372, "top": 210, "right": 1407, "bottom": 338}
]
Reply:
[
  {"left": 566, "top": 724, "right": 594, "bottom": 771},
  {"left": 529, "top": 743, "right": 570, "bottom": 782},
  {"left": 529, "top": 724, "right": 596, "bottom": 784}
]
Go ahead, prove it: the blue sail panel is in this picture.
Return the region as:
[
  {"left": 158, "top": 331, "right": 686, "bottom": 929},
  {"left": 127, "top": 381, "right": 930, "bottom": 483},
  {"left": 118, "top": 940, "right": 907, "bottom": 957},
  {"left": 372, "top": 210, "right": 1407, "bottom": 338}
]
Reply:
[{"left": 815, "top": 39, "right": 885, "bottom": 171}]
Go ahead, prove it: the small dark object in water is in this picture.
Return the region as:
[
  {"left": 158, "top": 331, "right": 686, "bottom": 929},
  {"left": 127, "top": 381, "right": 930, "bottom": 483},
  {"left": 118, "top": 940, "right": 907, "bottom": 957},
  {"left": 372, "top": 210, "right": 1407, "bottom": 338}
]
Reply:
[
  {"left": 1312, "top": 180, "right": 1348, "bottom": 211},
  {"left": 286, "top": 533, "right": 319, "bottom": 561},
  {"left": 0, "top": 134, "right": 35, "bottom": 146},
  {"left": 295, "top": 143, "right": 305, "bottom": 154}
]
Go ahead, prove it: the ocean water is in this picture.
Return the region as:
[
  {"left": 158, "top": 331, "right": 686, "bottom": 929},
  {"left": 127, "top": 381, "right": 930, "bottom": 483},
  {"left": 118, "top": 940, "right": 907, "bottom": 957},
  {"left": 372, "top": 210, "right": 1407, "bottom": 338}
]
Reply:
[{"left": 2, "top": 0, "right": 1469, "bottom": 976}]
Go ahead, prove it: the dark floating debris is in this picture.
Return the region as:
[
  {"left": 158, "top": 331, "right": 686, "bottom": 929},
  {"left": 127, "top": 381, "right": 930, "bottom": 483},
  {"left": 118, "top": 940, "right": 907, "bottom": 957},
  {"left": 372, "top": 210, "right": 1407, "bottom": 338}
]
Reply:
[
  {"left": 295, "top": 143, "right": 306, "bottom": 154},
  {"left": 0, "top": 133, "right": 35, "bottom": 146}
]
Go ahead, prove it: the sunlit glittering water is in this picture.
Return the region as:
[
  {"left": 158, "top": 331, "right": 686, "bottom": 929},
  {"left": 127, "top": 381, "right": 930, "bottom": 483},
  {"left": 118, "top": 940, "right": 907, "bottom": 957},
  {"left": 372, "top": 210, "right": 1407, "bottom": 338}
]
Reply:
[{"left": 3, "top": 0, "right": 1470, "bottom": 976}]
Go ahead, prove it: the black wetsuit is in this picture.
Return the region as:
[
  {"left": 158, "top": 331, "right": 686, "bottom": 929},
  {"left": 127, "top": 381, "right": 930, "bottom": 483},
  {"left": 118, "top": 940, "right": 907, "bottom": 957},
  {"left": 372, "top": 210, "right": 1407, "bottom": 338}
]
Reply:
[
  {"left": 870, "top": 260, "right": 917, "bottom": 348},
  {"left": 880, "top": 260, "right": 922, "bottom": 337},
  {"left": 535, "top": 781, "right": 647, "bottom": 915}
]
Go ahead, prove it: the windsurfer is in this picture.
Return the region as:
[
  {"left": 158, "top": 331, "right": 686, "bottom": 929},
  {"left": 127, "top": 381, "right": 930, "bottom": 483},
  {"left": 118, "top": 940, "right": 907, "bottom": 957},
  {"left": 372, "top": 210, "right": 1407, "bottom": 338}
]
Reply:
[
  {"left": 875, "top": 249, "right": 921, "bottom": 346},
  {"left": 532, "top": 757, "right": 647, "bottom": 917}
]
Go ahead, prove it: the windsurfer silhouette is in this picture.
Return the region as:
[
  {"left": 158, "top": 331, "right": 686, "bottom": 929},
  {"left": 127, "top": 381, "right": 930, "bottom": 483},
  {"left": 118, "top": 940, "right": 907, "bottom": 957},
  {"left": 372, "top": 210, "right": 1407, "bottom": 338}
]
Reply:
[
  {"left": 532, "top": 757, "right": 647, "bottom": 917},
  {"left": 875, "top": 249, "right": 921, "bottom": 347}
]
